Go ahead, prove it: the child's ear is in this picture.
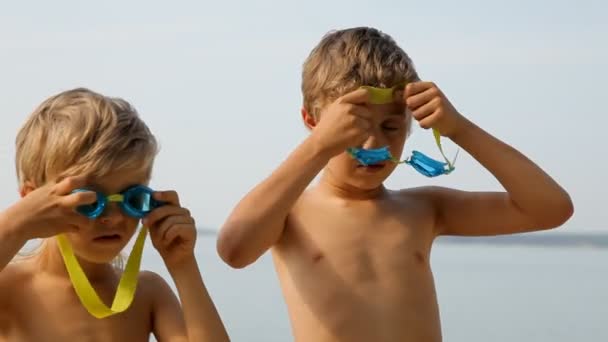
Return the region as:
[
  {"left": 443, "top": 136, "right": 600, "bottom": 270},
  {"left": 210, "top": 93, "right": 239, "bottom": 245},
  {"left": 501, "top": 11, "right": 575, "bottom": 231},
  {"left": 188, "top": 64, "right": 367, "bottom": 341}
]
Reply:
[
  {"left": 19, "top": 181, "right": 36, "bottom": 198},
  {"left": 301, "top": 107, "right": 317, "bottom": 130}
]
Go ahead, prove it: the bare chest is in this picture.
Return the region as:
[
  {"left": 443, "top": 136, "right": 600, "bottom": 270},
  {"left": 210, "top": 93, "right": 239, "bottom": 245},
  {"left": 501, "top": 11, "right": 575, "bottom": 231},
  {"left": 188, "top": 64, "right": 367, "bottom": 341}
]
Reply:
[
  {"left": 273, "top": 196, "right": 442, "bottom": 341},
  {"left": 9, "top": 279, "right": 152, "bottom": 342},
  {"left": 284, "top": 197, "right": 435, "bottom": 281}
]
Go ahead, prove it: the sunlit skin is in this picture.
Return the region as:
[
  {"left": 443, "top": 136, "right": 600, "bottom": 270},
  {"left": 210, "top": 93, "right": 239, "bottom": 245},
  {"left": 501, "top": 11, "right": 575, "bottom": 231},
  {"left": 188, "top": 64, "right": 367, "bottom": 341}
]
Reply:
[
  {"left": 0, "top": 168, "right": 229, "bottom": 342},
  {"left": 218, "top": 82, "right": 573, "bottom": 341}
]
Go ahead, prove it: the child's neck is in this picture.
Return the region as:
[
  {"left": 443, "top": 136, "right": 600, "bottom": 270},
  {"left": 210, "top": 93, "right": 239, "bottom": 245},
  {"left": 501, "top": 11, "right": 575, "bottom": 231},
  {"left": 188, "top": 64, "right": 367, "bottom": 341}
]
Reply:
[
  {"left": 36, "top": 238, "right": 116, "bottom": 283},
  {"left": 318, "top": 172, "right": 387, "bottom": 201}
]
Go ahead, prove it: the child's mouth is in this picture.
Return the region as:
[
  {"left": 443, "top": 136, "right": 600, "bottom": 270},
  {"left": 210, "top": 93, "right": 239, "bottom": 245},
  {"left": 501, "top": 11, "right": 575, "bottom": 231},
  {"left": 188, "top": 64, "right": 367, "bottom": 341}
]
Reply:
[
  {"left": 93, "top": 234, "right": 122, "bottom": 242},
  {"left": 357, "top": 163, "right": 386, "bottom": 171}
]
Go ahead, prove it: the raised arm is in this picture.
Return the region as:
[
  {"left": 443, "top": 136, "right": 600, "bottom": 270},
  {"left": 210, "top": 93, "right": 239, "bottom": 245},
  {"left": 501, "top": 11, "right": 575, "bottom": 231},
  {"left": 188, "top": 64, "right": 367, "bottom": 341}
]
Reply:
[
  {"left": 148, "top": 264, "right": 229, "bottom": 342},
  {"left": 216, "top": 88, "right": 375, "bottom": 268},
  {"left": 0, "top": 176, "right": 96, "bottom": 272},
  {"left": 216, "top": 136, "right": 329, "bottom": 268},
  {"left": 404, "top": 82, "right": 573, "bottom": 236},
  {"left": 145, "top": 191, "right": 229, "bottom": 342},
  {"left": 0, "top": 213, "right": 26, "bottom": 273}
]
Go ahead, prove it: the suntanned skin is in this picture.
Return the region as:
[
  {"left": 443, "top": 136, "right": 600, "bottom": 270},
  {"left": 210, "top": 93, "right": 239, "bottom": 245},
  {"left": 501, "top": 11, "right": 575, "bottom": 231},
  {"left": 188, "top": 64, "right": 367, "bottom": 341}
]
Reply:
[
  {"left": 0, "top": 171, "right": 229, "bottom": 342},
  {"left": 273, "top": 185, "right": 443, "bottom": 341},
  {"left": 218, "top": 82, "right": 573, "bottom": 341}
]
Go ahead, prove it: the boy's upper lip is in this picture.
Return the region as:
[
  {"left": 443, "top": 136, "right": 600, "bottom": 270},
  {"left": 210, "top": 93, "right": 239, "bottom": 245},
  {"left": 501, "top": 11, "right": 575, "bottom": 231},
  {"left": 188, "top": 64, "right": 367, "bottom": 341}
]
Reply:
[{"left": 357, "top": 162, "right": 387, "bottom": 168}]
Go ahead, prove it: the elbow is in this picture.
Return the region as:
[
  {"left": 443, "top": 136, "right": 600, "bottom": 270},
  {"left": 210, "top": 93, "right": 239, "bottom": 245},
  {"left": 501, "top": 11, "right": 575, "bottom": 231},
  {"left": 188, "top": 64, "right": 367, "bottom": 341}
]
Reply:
[
  {"left": 539, "top": 193, "right": 575, "bottom": 230},
  {"left": 216, "top": 226, "right": 254, "bottom": 269},
  {"left": 555, "top": 194, "right": 575, "bottom": 227}
]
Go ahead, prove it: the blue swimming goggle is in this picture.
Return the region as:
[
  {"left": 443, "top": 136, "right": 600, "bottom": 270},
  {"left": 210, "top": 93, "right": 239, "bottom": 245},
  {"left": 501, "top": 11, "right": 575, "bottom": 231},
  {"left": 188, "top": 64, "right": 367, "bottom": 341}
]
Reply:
[
  {"left": 347, "top": 85, "right": 459, "bottom": 177},
  {"left": 347, "top": 146, "right": 458, "bottom": 177},
  {"left": 73, "top": 185, "right": 163, "bottom": 219}
]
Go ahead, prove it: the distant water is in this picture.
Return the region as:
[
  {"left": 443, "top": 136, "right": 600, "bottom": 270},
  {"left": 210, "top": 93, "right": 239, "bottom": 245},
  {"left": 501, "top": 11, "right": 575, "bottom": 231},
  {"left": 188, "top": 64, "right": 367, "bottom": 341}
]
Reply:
[
  {"left": 436, "top": 231, "right": 608, "bottom": 249},
  {"left": 142, "top": 233, "right": 608, "bottom": 342}
]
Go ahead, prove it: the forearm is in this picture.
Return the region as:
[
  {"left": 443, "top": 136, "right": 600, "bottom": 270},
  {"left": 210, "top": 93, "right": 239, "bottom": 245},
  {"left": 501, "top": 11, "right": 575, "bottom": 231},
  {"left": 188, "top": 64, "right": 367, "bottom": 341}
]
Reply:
[
  {"left": 217, "top": 135, "right": 330, "bottom": 267},
  {"left": 169, "top": 257, "right": 229, "bottom": 342},
  {"left": 451, "top": 119, "right": 573, "bottom": 224},
  {"left": 0, "top": 211, "right": 27, "bottom": 272}
]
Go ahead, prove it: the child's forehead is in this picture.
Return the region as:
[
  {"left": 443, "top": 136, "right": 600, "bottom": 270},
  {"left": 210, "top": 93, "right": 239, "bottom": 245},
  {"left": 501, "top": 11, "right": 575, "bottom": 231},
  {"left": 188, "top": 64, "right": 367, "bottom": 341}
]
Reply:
[
  {"left": 88, "top": 168, "right": 151, "bottom": 193},
  {"left": 368, "top": 102, "right": 407, "bottom": 116}
]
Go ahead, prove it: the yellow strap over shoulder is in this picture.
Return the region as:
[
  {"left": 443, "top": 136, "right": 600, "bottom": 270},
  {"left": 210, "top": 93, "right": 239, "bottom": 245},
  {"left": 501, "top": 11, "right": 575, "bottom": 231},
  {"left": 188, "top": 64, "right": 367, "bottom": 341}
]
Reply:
[{"left": 56, "top": 226, "right": 148, "bottom": 319}]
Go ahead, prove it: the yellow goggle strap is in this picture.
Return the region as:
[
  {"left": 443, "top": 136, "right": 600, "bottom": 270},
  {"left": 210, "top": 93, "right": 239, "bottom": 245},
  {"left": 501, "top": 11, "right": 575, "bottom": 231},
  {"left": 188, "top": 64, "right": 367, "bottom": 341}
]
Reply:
[{"left": 55, "top": 226, "right": 148, "bottom": 319}]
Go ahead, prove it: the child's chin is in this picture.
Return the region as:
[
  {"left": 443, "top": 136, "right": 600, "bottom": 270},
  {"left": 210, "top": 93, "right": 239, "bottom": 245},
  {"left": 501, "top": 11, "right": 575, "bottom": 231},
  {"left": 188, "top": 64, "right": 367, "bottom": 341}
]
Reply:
[
  {"left": 347, "top": 176, "right": 386, "bottom": 190},
  {"left": 76, "top": 249, "right": 121, "bottom": 264}
]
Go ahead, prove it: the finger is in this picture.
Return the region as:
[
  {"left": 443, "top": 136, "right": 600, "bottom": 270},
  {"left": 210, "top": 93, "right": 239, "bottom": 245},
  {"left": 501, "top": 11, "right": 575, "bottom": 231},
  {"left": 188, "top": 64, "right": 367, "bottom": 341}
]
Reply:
[
  {"left": 412, "top": 97, "right": 440, "bottom": 121},
  {"left": 61, "top": 190, "right": 98, "bottom": 208},
  {"left": 405, "top": 81, "right": 435, "bottom": 99},
  {"left": 349, "top": 105, "right": 374, "bottom": 120},
  {"left": 155, "top": 215, "right": 195, "bottom": 241},
  {"left": 352, "top": 134, "right": 370, "bottom": 148},
  {"left": 143, "top": 205, "right": 190, "bottom": 227},
  {"left": 53, "top": 175, "right": 90, "bottom": 195},
  {"left": 405, "top": 86, "right": 439, "bottom": 111},
  {"left": 153, "top": 190, "right": 180, "bottom": 206},
  {"left": 149, "top": 217, "right": 172, "bottom": 244},
  {"left": 164, "top": 224, "right": 195, "bottom": 244},
  {"left": 338, "top": 88, "right": 371, "bottom": 105},
  {"left": 354, "top": 117, "right": 372, "bottom": 131},
  {"left": 347, "top": 125, "right": 371, "bottom": 146},
  {"left": 418, "top": 109, "right": 440, "bottom": 129}
]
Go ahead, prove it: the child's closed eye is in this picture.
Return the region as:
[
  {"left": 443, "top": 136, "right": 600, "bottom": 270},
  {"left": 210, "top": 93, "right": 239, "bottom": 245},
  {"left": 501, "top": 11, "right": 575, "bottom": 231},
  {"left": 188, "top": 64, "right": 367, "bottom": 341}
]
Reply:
[
  {"left": 381, "top": 115, "right": 407, "bottom": 131},
  {"left": 382, "top": 125, "right": 399, "bottom": 131},
  {"left": 381, "top": 121, "right": 404, "bottom": 131}
]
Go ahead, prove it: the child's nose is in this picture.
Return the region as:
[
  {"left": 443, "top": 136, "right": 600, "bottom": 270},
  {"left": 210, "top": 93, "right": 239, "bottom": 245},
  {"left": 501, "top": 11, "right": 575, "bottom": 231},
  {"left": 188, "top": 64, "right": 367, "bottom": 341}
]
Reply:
[
  {"left": 362, "top": 130, "right": 387, "bottom": 149},
  {"left": 98, "top": 203, "right": 126, "bottom": 225}
]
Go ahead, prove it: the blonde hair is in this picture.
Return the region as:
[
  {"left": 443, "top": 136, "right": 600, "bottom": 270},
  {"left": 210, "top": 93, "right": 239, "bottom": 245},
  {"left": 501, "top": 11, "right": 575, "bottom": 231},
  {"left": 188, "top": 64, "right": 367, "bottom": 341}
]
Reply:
[
  {"left": 13, "top": 88, "right": 157, "bottom": 269},
  {"left": 15, "top": 87, "right": 158, "bottom": 187},
  {"left": 302, "top": 27, "right": 420, "bottom": 117}
]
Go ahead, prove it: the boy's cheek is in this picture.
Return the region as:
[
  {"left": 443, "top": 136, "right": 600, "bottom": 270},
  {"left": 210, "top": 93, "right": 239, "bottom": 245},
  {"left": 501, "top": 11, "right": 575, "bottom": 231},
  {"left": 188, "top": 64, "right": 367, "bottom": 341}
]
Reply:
[
  {"left": 72, "top": 219, "right": 96, "bottom": 231},
  {"left": 128, "top": 218, "right": 141, "bottom": 230},
  {"left": 329, "top": 153, "right": 356, "bottom": 168}
]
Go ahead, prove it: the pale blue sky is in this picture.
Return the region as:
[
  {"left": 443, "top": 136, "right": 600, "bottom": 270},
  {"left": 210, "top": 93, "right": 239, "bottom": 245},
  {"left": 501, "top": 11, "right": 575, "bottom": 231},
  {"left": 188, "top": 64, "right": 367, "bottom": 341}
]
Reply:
[{"left": 1, "top": 0, "right": 606, "bottom": 232}]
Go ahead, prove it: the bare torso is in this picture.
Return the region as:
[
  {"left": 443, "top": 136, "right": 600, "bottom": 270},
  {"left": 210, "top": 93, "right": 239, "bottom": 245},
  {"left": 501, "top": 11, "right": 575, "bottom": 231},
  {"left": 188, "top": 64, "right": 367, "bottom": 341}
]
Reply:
[
  {"left": 272, "top": 187, "right": 443, "bottom": 342},
  {"left": 0, "top": 259, "right": 155, "bottom": 342}
]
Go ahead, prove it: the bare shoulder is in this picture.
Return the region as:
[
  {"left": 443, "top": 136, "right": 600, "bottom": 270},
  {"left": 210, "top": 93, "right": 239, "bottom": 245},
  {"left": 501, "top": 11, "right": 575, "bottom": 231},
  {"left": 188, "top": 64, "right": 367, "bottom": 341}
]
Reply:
[
  {"left": 283, "top": 188, "right": 317, "bottom": 227},
  {"left": 277, "top": 187, "right": 324, "bottom": 246},
  {"left": 394, "top": 185, "right": 441, "bottom": 209},
  {"left": 396, "top": 185, "right": 446, "bottom": 197},
  {"left": 137, "top": 270, "right": 187, "bottom": 340},
  {"left": 0, "top": 261, "right": 35, "bottom": 332},
  {"left": 396, "top": 185, "right": 466, "bottom": 207},
  {"left": 290, "top": 187, "right": 316, "bottom": 211},
  {"left": 136, "top": 270, "right": 180, "bottom": 318},
  {"left": 0, "top": 261, "right": 36, "bottom": 298},
  {"left": 137, "top": 270, "right": 174, "bottom": 298},
  {"left": 392, "top": 186, "right": 446, "bottom": 234}
]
